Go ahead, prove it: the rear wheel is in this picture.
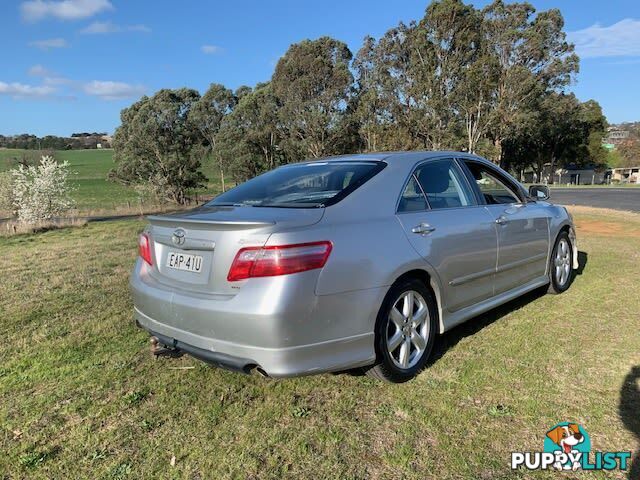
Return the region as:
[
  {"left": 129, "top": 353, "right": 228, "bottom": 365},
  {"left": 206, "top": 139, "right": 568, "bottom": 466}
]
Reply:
[
  {"left": 365, "top": 279, "right": 437, "bottom": 383},
  {"left": 548, "top": 231, "right": 574, "bottom": 294}
]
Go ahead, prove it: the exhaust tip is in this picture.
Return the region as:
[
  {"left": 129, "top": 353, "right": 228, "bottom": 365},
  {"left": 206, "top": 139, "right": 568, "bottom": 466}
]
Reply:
[{"left": 246, "top": 365, "right": 269, "bottom": 377}]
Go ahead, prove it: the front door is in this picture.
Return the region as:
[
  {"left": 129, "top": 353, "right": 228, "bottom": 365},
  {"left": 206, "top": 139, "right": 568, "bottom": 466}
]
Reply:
[
  {"left": 462, "top": 160, "right": 550, "bottom": 295},
  {"left": 396, "top": 158, "right": 498, "bottom": 312}
]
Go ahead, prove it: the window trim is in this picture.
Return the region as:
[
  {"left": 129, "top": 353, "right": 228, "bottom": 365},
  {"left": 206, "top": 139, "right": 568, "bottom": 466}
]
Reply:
[
  {"left": 413, "top": 172, "right": 432, "bottom": 210},
  {"left": 396, "top": 157, "right": 479, "bottom": 214}
]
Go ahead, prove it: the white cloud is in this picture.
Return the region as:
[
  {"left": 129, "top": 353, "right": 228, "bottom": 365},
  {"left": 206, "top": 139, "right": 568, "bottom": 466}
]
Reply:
[
  {"left": 82, "top": 80, "right": 145, "bottom": 100},
  {"left": 201, "top": 45, "right": 223, "bottom": 55},
  {"left": 29, "top": 38, "right": 69, "bottom": 50},
  {"left": 43, "top": 76, "right": 73, "bottom": 86},
  {"left": 21, "top": 0, "right": 113, "bottom": 22},
  {"left": 28, "top": 64, "right": 53, "bottom": 76},
  {"left": 28, "top": 65, "right": 73, "bottom": 87},
  {"left": 568, "top": 18, "right": 640, "bottom": 58},
  {"left": 80, "top": 21, "right": 151, "bottom": 34},
  {"left": 0, "top": 81, "right": 57, "bottom": 98}
]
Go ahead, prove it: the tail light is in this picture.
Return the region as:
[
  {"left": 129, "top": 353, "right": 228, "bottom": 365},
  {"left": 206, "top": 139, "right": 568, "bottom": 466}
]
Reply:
[
  {"left": 138, "top": 233, "right": 153, "bottom": 266},
  {"left": 227, "top": 241, "right": 332, "bottom": 281}
]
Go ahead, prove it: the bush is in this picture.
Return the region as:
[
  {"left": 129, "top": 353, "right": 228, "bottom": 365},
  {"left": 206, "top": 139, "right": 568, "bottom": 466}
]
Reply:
[
  {"left": 11, "top": 155, "right": 75, "bottom": 224},
  {"left": 0, "top": 172, "right": 14, "bottom": 215}
]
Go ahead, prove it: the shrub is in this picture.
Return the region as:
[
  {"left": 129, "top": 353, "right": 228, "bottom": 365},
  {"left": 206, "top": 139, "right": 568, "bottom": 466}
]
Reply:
[
  {"left": 11, "top": 155, "right": 75, "bottom": 224},
  {"left": 0, "top": 172, "right": 14, "bottom": 214}
]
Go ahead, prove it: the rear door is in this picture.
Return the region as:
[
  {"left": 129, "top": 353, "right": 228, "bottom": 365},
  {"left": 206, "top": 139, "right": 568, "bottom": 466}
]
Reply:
[
  {"left": 461, "top": 160, "right": 549, "bottom": 294},
  {"left": 396, "top": 158, "right": 498, "bottom": 313}
]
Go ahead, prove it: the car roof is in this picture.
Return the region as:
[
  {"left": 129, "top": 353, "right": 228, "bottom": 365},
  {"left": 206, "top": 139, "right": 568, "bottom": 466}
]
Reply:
[{"left": 303, "top": 151, "right": 486, "bottom": 163}]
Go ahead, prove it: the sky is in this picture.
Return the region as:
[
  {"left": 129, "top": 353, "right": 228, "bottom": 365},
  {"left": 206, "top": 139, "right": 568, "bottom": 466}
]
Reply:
[{"left": 1, "top": 0, "right": 639, "bottom": 137}]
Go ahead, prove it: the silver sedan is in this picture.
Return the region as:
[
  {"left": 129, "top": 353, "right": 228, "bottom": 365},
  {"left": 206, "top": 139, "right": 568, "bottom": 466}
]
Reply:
[{"left": 131, "top": 152, "right": 577, "bottom": 382}]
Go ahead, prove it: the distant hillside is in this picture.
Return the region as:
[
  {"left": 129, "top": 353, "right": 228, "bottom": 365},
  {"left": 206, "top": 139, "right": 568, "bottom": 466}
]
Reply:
[{"left": 0, "top": 133, "right": 112, "bottom": 150}]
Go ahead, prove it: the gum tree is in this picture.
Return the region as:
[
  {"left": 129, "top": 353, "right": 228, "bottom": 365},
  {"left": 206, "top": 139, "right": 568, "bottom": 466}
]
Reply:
[
  {"left": 110, "top": 88, "right": 207, "bottom": 204},
  {"left": 272, "top": 37, "right": 353, "bottom": 160}
]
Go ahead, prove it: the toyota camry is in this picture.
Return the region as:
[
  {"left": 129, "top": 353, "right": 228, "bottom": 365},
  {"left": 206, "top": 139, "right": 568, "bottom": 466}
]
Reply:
[{"left": 130, "top": 152, "right": 577, "bottom": 382}]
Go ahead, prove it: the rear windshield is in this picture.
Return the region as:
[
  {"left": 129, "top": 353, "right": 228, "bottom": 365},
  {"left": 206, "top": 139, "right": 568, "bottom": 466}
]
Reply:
[{"left": 207, "top": 161, "right": 385, "bottom": 208}]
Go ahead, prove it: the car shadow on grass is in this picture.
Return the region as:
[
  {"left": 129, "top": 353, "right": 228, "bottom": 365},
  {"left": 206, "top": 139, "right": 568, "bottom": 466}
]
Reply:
[
  {"left": 576, "top": 251, "right": 588, "bottom": 275},
  {"left": 427, "top": 286, "right": 547, "bottom": 367},
  {"left": 619, "top": 365, "right": 640, "bottom": 479},
  {"left": 427, "top": 250, "right": 588, "bottom": 368}
]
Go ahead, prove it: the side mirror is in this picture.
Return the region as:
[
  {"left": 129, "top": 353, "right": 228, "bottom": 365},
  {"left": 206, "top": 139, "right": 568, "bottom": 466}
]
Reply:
[{"left": 529, "top": 184, "right": 550, "bottom": 201}]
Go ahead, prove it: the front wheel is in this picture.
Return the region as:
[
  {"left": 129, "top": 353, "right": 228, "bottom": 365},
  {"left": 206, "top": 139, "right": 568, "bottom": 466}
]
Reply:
[
  {"left": 548, "top": 231, "right": 574, "bottom": 294},
  {"left": 365, "top": 279, "right": 437, "bottom": 383}
]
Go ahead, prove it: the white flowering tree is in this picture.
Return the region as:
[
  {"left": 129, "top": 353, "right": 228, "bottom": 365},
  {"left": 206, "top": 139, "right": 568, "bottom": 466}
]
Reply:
[{"left": 11, "top": 155, "right": 75, "bottom": 224}]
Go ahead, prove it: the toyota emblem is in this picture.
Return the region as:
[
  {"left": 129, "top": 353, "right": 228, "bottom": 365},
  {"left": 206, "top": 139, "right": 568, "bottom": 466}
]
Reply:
[{"left": 171, "top": 228, "right": 186, "bottom": 246}]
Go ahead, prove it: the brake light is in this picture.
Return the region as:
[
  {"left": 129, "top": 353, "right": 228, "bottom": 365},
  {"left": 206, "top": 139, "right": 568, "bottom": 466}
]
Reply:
[
  {"left": 138, "top": 233, "right": 153, "bottom": 266},
  {"left": 227, "top": 241, "right": 332, "bottom": 281}
]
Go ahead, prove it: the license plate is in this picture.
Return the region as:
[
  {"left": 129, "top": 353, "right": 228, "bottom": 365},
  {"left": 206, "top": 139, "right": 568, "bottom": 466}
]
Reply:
[{"left": 166, "top": 251, "right": 203, "bottom": 273}]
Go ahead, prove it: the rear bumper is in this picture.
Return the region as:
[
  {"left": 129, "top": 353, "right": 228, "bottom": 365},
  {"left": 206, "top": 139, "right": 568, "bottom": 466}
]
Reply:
[
  {"left": 143, "top": 325, "right": 257, "bottom": 374},
  {"left": 130, "top": 260, "right": 382, "bottom": 377},
  {"left": 134, "top": 306, "right": 374, "bottom": 377}
]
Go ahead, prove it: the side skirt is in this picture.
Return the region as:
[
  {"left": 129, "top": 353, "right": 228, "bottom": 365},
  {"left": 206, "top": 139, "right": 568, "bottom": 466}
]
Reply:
[{"left": 440, "top": 275, "right": 549, "bottom": 333}]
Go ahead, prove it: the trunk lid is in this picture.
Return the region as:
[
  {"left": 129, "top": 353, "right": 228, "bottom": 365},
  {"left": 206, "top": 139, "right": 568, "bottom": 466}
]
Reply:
[{"left": 145, "top": 206, "right": 324, "bottom": 295}]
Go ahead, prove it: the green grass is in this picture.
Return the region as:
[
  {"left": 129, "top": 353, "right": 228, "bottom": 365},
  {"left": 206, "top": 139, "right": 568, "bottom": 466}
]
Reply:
[
  {"left": 0, "top": 148, "right": 222, "bottom": 214},
  {"left": 0, "top": 208, "right": 638, "bottom": 478}
]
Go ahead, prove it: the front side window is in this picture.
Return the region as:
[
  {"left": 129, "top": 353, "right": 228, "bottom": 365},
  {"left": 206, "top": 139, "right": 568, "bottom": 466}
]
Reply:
[
  {"left": 207, "top": 161, "right": 385, "bottom": 208},
  {"left": 464, "top": 162, "right": 520, "bottom": 205}
]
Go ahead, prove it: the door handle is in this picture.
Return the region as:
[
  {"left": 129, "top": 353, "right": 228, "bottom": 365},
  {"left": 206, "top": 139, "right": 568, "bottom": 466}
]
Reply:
[
  {"left": 412, "top": 223, "right": 436, "bottom": 235},
  {"left": 495, "top": 216, "right": 508, "bottom": 225}
]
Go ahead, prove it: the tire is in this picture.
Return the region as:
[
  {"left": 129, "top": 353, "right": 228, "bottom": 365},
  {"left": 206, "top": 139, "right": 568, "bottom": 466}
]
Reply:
[
  {"left": 547, "top": 231, "right": 574, "bottom": 294},
  {"left": 365, "top": 278, "right": 437, "bottom": 383}
]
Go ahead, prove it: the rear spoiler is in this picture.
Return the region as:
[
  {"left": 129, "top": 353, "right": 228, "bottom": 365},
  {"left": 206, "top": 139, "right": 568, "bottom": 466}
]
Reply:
[{"left": 146, "top": 214, "right": 275, "bottom": 229}]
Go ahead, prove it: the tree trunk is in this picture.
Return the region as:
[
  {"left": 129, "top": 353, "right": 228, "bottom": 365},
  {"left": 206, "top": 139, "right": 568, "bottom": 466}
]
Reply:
[
  {"left": 220, "top": 166, "right": 226, "bottom": 192},
  {"left": 536, "top": 158, "right": 544, "bottom": 183},
  {"left": 549, "top": 154, "right": 556, "bottom": 185},
  {"left": 493, "top": 137, "right": 502, "bottom": 166}
]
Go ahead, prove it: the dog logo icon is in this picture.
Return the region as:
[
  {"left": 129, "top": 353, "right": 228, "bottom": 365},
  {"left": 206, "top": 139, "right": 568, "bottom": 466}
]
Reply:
[{"left": 544, "top": 423, "right": 590, "bottom": 471}]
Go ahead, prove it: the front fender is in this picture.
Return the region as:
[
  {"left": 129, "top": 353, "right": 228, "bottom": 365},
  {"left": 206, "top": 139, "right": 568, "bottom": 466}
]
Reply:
[
  {"left": 548, "top": 205, "right": 578, "bottom": 270},
  {"left": 568, "top": 224, "right": 578, "bottom": 269}
]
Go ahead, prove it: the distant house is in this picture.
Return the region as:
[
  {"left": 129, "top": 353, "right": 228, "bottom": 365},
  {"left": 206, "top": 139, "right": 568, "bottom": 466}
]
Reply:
[
  {"left": 607, "top": 167, "right": 640, "bottom": 184},
  {"left": 554, "top": 165, "right": 605, "bottom": 185},
  {"left": 522, "top": 163, "right": 605, "bottom": 185},
  {"left": 603, "top": 128, "right": 629, "bottom": 145}
]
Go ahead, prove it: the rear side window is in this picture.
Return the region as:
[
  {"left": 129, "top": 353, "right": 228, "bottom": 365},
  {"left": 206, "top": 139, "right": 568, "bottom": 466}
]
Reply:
[
  {"left": 399, "top": 159, "right": 474, "bottom": 212},
  {"left": 398, "top": 175, "right": 429, "bottom": 212},
  {"left": 207, "top": 161, "right": 385, "bottom": 208}
]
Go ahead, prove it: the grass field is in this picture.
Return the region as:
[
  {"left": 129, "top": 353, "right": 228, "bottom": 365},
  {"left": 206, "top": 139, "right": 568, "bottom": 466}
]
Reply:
[
  {"left": 0, "top": 148, "right": 222, "bottom": 215},
  {"left": 0, "top": 207, "right": 639, "bottom": 478}
]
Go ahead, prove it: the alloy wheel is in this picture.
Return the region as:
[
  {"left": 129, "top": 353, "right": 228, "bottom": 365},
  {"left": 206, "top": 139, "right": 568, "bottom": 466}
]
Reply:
[
  {"left": 386, "top": 290, "right": 430, "bottom": 369},
  {"left": 554, "top": 238, "right": 571, "bottom": 287}
]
